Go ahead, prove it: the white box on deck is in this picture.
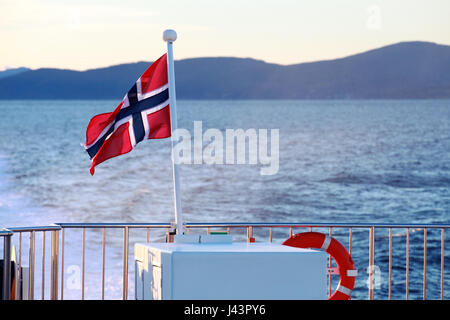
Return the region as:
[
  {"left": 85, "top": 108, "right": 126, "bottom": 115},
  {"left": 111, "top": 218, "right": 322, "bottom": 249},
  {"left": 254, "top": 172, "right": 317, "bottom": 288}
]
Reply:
[{"left": 134, "top": 239, "right": 328, "bottom": 300}]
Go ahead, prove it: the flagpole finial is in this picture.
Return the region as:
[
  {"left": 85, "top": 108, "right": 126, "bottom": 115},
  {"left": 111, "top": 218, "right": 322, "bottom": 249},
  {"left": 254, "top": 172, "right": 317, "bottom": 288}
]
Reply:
[{"left": 163, "top": 29, "right": 177, "bottom": 42}]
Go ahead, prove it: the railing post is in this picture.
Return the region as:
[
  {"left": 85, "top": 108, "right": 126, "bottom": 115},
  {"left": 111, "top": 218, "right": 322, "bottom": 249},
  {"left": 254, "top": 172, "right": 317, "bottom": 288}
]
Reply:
[
  {"left": 81, "top": 228, "right": 85, "bottom": 300},
  {"left": 29, "top": 231, "right": 35, "bottom": 300},
  {"left": 122, "top": 226, "right": 129, "bottom": 300},
  {"left": 2, "top": 231, "right": 12, "bottom": 300},
  {"left": 17, "top": 232, "right": 22, "bottom": 300},
  {"left": 247, "top": 226, "right": 253, "bottom": 242},
  {"left": 406, "top": 228, "right": 410, "bottom": 300},
  {"left": 50, "top": 229, "right": 59, "bottom": 300},
  {"left": 348, "top": 227, "right": 352, "bottom": 256},
  {"left": 102, "top": 228, "right": 106, "bottom": 300},
  {"left": 368, "top": 227, "right": 374, "bottom": 300},
  {"left": 328, "top": 227, "right": 332, "bottom": 298},
  {"left": 371, "top": 227, "right": 375, "bottom": 300},
  {"left": 441, "top": 228, "right": 445, "bottom": 300},
  {"left": 60, "top": 228, "right": 65, "bottom": 300},
  {"left": 388, "top": 228, "right": 392, "bottom": 300},
  {"left": 423, "top": 228, "right": 427, "bottom": 300},
  {"left": 41, "top": 232, "right": 46, "bottom": 300}
]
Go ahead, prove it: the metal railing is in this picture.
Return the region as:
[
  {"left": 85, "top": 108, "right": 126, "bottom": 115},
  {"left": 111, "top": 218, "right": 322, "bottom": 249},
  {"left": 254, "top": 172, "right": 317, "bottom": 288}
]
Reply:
[
  {"left": 1, "top": 222, "right": 448, "bottom": 300},
  {"left": 1, "top": 228, "right": 13, "bottom": 300},
  {"left": 57, "top": 223, "right": 171, "bottom": 300},
  {"left": 4, "top": 225, "right": 61, "bottom": 300}
]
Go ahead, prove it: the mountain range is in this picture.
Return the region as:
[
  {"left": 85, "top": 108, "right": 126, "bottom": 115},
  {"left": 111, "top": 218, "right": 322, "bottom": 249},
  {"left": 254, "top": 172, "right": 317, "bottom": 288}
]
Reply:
[
  {"left": 1, "top": 41, "right": 449, "bottom": 99},
  {"left": 0, "top": 67, "right": 30, "bottom": 80}
]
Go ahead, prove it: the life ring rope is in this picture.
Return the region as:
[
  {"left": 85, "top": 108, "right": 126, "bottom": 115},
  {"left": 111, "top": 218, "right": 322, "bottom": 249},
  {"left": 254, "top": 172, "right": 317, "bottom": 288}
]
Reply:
[{"left": 282, "top": 231, "right": 357, "bottom": 300}]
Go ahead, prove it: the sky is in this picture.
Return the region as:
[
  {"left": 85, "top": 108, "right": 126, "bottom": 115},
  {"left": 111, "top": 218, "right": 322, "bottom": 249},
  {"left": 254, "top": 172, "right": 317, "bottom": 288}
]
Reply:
[{"left": 1, "top": 0, "right": 450, "bottom": 70}]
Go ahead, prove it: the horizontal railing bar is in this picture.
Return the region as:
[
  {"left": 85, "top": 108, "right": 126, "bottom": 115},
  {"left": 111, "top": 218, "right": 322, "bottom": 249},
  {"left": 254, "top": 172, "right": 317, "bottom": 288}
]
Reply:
[
  {"left": 8, "top": 225, "right": 61, "bottom": 232},
  {"left": 3, "top": 222, "right": 450, "bottom": 233},
  {"left": 185, "top": 222, "right": 450, "bottom": 229},
  {"left": 0, "top": 228, "right": 14, "bottom": 236},
  {"left": 56, "top": 223, "right": 172, "bottom": 229}
]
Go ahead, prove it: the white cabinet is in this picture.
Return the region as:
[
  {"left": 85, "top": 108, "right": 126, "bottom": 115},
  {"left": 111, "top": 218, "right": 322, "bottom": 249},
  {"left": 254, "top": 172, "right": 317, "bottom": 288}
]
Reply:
[{"left": 135, "top": 238, "right": 327, "bottom": 300}]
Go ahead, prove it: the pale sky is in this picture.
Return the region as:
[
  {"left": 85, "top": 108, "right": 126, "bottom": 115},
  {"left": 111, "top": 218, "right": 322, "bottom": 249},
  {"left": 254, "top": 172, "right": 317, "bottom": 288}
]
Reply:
[{"left": 1, "top": 0, "right": 450, "bottom": 70}]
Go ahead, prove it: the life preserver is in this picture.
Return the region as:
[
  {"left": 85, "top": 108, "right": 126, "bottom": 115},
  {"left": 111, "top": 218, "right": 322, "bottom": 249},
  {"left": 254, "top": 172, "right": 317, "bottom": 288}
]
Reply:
[{"left": 282, "top": 232, "right": 356, "bottom": 300}]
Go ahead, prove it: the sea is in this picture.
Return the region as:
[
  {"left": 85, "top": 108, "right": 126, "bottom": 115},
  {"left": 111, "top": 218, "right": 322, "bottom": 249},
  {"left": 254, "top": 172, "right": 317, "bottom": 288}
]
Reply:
[{"left": 0, "top": 99, "right": 449, "bottom": 300}]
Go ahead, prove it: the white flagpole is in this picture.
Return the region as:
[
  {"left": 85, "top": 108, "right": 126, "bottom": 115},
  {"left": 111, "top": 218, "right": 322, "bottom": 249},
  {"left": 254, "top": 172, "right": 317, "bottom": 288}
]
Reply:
[{"left": 163, "top": 29, "right": 184, "bottom": 235}]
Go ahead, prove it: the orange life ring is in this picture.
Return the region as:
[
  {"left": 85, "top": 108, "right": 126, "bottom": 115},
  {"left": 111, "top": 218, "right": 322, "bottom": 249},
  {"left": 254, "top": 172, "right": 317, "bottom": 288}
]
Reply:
[{"left": 282, "top": 232, "right": 356, "bottom": 300}]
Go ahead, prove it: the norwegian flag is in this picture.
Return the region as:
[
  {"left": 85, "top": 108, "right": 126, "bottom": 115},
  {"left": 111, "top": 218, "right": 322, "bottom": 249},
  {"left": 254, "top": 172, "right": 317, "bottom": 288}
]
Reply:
[{"left": 84, "top": 53, "right": 171, "bottom": 175}]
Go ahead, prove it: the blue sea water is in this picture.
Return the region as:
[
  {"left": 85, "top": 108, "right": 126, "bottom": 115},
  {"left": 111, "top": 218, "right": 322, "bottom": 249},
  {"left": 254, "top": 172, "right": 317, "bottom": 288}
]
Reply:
[{"left": 0, "top": 99, "right": 449, "bottom": 299}]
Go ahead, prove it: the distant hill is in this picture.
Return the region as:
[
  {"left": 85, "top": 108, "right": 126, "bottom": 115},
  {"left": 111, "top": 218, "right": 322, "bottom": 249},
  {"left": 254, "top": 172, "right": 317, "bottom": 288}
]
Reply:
[
  {"left": 0, "top": 41, "right": 449, "bottom": 99},
  {"left": 0, "top": 67, "right": 30, "bottom": 80}
]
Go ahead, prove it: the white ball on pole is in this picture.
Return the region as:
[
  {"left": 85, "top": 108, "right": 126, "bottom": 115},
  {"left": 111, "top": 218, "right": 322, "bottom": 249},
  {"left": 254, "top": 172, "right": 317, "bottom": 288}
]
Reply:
[{"left": 163, "top": 29, "right": 177, "bottom": 42}]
